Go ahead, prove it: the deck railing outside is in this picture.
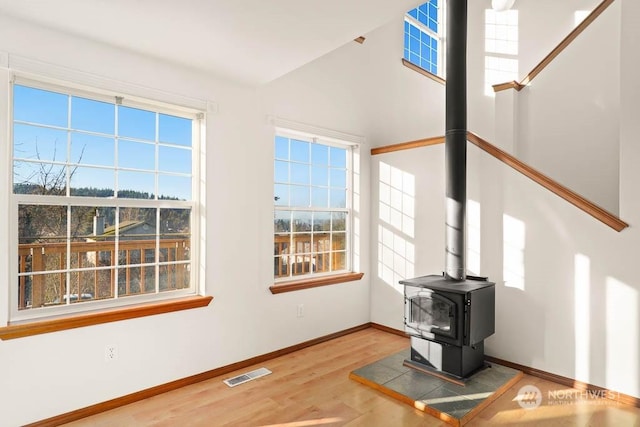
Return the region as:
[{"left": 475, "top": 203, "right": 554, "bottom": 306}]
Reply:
[{"left": 18, "top": 237, "right": 190, "bottom": 309}]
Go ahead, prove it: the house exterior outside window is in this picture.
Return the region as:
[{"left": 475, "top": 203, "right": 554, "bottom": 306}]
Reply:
[
  {"left": 273, "top": 131, "right": 353, "bottom": 282},
  {"left": 10, "top": 77, "right": 203, "bottom": 322},
  {"left": 404, "top": 0, "right": 444, "bottom": 76}
]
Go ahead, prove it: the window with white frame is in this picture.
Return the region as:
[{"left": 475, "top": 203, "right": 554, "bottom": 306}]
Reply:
[
  {"left": 404, "top": 0, "right": 444, "bottom": 76},
  {"left": 273, "top": 131, "right": 352, "bottom": 281},
  {"left": 484, "top": 8, "right": 519, "bottom": 96},
  {"left": 11, "top": 78, "right": 202, "bottom": 321}
]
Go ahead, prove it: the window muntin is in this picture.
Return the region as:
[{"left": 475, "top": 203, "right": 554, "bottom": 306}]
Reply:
[
  {"left": 11, "top": 81, "right": 200, "bottom": 320},
  {"left": 484, "top": 9, "right": 519, "bottom": 96},
  {"left": 404, "top": 0, "right": 444, "bottom": 76},
  {"left": 273, "top": 133, "right": 351, "bottom": 281}
]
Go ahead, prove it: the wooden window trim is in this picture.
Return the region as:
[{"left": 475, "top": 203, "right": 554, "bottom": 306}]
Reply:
[
  {"left": 270, "top": 272, "right": 364, "bottom": 294},
  {"left": 401, "top": 59, "right": 446, "bottom": 85},
  {"left": 0, "top": 295, "right": 213, "bottom": 340}
]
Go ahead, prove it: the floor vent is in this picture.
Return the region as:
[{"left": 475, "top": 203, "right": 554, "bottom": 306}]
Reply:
[{"left": 223, "top": 367, "right": 272, "bottom": 387}]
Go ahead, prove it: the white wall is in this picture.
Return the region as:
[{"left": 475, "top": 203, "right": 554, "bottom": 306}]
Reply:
[
  {"left": 0, "top": 13, "right": 373, "bottom": 426},
  {"left": 513, "top": 1, "right": 620, "bottom": 214}
]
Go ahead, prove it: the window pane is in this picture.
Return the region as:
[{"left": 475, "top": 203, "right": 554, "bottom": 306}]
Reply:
[
  {"left": 274, "top": 184, "right": 289, "bottom": 206},
  {"left": 330, "top": 168, "right": 347, "bottom": 188},
  {"left": 332, "top": 212, "right": 347, "bottom": 231},
  {"left": 290, "top": 163, "right": 310, "bottom": 185},
  {"left": 14, "top": 85, "right": 68, "bottom": 127},
  {"left": 159, "top": 145, "right": 191, "bottom": 174},
  {"left": 330, "top": 188, "right": 347, "bottom": 208},
  {"left": 19, "top": 272, "right": 67, "bottom": 309},
  {"left": 275, "top": 136, "right": 289, "bottom": 160},
  {"left": 159, "top": 263, "right": 190, "bottom": 292},
  {"left": 330, "top": 147, "right": 346, "bottom": 168},
  {"left": 117, "top": 171, "right": 155, "bottom": 199},
  {"left": 13, "top": 161, "right": 67, "bottom": 195},
  {"left": 18, "top": 204, "right": 67, "bottom": 272},
  {"left": 274, "top": 210, "right": 291, "bottom": 232},
  {"left": 292, "top": 211, "right": 312, "bottom": 232},
  {"left": 313, "top": 212, "right": 331, "bottom": 231},
  {"left": 274, "top": 160, "right": 289, "bottom": 183},
  {"left": 70, "top": 269, "right": 114, "bottom": 302},
  {"left": 70, "top": 167, "right": 115, "bottom": 197},
  {"left": 332, "top": 251, "right": 346, "bottom": 271},
  {"left": 14, "top": 124, "right": 68, "bottom": 162},
  {"left": 71, "top": 96, "right": 115, "bottom": 134},
  {"left": 71, "top": 133, "right": 115, "bottom": 167},
  {"left": 311, "top": 144, "right": 329, "bottom": 166},
  {"left": 118, "top": 266, "right": 142, "bottom": 296},
  {"left": 118, "top": 140, "right": 155, "bottom": 170},
  {"left": 158, "top": 174, "right": 191, "bottom": 201},
  {"left": 290, "top": 185, "right": 310, "bottom": 207},
  {"left": 119, "top": 207, "right": 157, "bottom": 241},
  {"left": 160, "top": 207, "right": 191, "bottom": 264},
  {"left": 333, "top": 232, "right": 346, "bottom": 250},
  {"left": 118, "top": 106, "right": 155, "bottom": 141},
  {"left": 311, "top": 166, "right": 328, "bottom": 186},
  {"left": 311, "top": 187, "right": 328, "bottom": 208},
  {"left": 159, "top": 114, "right": 192, "bottom": 146},
  {"left": 290, "top": 139, "right": 309, "bottom": 162}
]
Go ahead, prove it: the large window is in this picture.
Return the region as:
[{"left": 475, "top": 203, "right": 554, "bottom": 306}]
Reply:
[
  {"left": 273, "top": 132, "right": 352, "bottom": 281},
  {"left": 11, "top": 78, "right": 202, "bottom": 321},
  {"left": 404, "top": 0, "right": 444, "bottom": 76}
]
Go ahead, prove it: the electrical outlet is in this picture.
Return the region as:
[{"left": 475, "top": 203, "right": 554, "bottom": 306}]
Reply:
[
  {"left": 297, "top": 304, "right": 304, "bottom": 318},
  {"left": 105, "top": 345, "right": 118, "bottom": 362}
]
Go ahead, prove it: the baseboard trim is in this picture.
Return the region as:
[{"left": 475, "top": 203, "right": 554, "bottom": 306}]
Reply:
[
  {"left": 370, "top": 322, "right": 409, "bottom": 337},
  {"left": 26, "top": 323, "right": 372, "bottom": 427},
  {"left": 486, "top": 356, "right": 640, "bottom": 408}
]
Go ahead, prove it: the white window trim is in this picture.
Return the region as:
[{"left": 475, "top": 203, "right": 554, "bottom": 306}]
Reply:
[
  {"left": 404, "top": 1, "right": 447, "bottom": 78},
  {"left": 272, "top": 123, "right": 361, "bottom": 283},
  {"left": 6, "top": 72, "right": 207, "bottom": 324}
]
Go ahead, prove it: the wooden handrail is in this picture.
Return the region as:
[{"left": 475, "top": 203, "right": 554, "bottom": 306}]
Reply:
[
  {"left": 370, "top": 133, "right": 629, "bottom": 232},
  {"left": 494, "top": 0, "right": 616, "bottom": 92},
  {"left": 370, "top": 135, "right": 445, "bottom": 156}
]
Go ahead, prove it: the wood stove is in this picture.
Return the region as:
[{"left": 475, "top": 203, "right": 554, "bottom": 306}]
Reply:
[{"left": 402, "top": 274, "right": 495, "bottom": 378}]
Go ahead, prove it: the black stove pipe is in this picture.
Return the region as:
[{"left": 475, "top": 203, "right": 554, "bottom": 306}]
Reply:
[{"left": 444, "top": 0, "right": 467, "bottom": 281}]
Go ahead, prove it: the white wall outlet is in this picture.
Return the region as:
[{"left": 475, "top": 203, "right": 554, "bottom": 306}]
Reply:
[
  {"left": 297, "top": 304, "right": 304, "bottom": 318},
  {"left": 105, "top": 345, "right": 118, "bottom": 362}
]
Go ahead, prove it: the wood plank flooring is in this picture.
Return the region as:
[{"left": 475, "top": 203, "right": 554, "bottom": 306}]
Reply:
[{"left": 62, "top": 328, "right": 640, "bottom": 426}]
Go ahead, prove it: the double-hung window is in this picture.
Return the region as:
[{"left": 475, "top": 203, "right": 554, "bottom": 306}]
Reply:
[
  {"left": 10, "top": 77, "right": 202, "bottom": 322},
  {"left": 273, "top": 131, "right": 353, "bottom": 283},
  {"left": 404, "top": 0, "right": 444, "bottom": 76}
]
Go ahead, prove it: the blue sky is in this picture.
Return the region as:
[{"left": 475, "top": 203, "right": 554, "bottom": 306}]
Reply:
[
  {"left": 12, "top": 84, "right": 193, "bottom": 200},
  {"left": 274, "top": 135, "right": 347, "bottom": 209}
]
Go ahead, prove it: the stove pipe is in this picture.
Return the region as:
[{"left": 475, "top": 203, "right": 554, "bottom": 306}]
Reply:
[{"left": 444, "top": 0, "right": 468, "bottom": 281}]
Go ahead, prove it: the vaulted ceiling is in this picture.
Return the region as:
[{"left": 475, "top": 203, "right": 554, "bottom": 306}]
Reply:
[{"left": 0, "top": 0, "right": 421, "bottom": 85}]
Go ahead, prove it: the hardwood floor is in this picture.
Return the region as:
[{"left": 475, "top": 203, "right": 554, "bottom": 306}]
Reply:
[{"left": 62, "top": 329, "right": 640, "bottom": 426}]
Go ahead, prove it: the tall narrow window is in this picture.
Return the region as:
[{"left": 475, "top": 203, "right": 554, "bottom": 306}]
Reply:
[
  {"left": 404, "top": 0, "right": 444, "bottom": 76},
  {"left": 11, "top": 79, "right": 202, "bottom": 321},
  {"left": 484, "top": 8, "right": 519, "bottom": 95},
  {"left": 273, "top": 132, "right": 352, "bottom": 281}
]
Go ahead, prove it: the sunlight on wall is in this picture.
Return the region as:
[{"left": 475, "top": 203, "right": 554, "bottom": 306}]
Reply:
[
  {"left": 378, "top": 225, "right": 415, "bottom": 292},
  {"left": 574, "top": 254, "right": 591, "bottom": 382},
  {"left": 606, "top": 277, "right": 639, "bottom": 396},
  {"left": 377, "top": 161, "right": 416, "bottom": 291},
  {"left": 503, "top": 214, "right": 525, "bottom": 290},
  {"left": 484, "top": 9, "right": 519, "bottom": 96},
  {"left": 574, "top": 10, "right": 590, "bottom": 27},
  {"left": 379, "top": 162, "right": 415, "bottom": 238},
  {"left": 467, "top": 199, "right": 481, "bottom": 275}
]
